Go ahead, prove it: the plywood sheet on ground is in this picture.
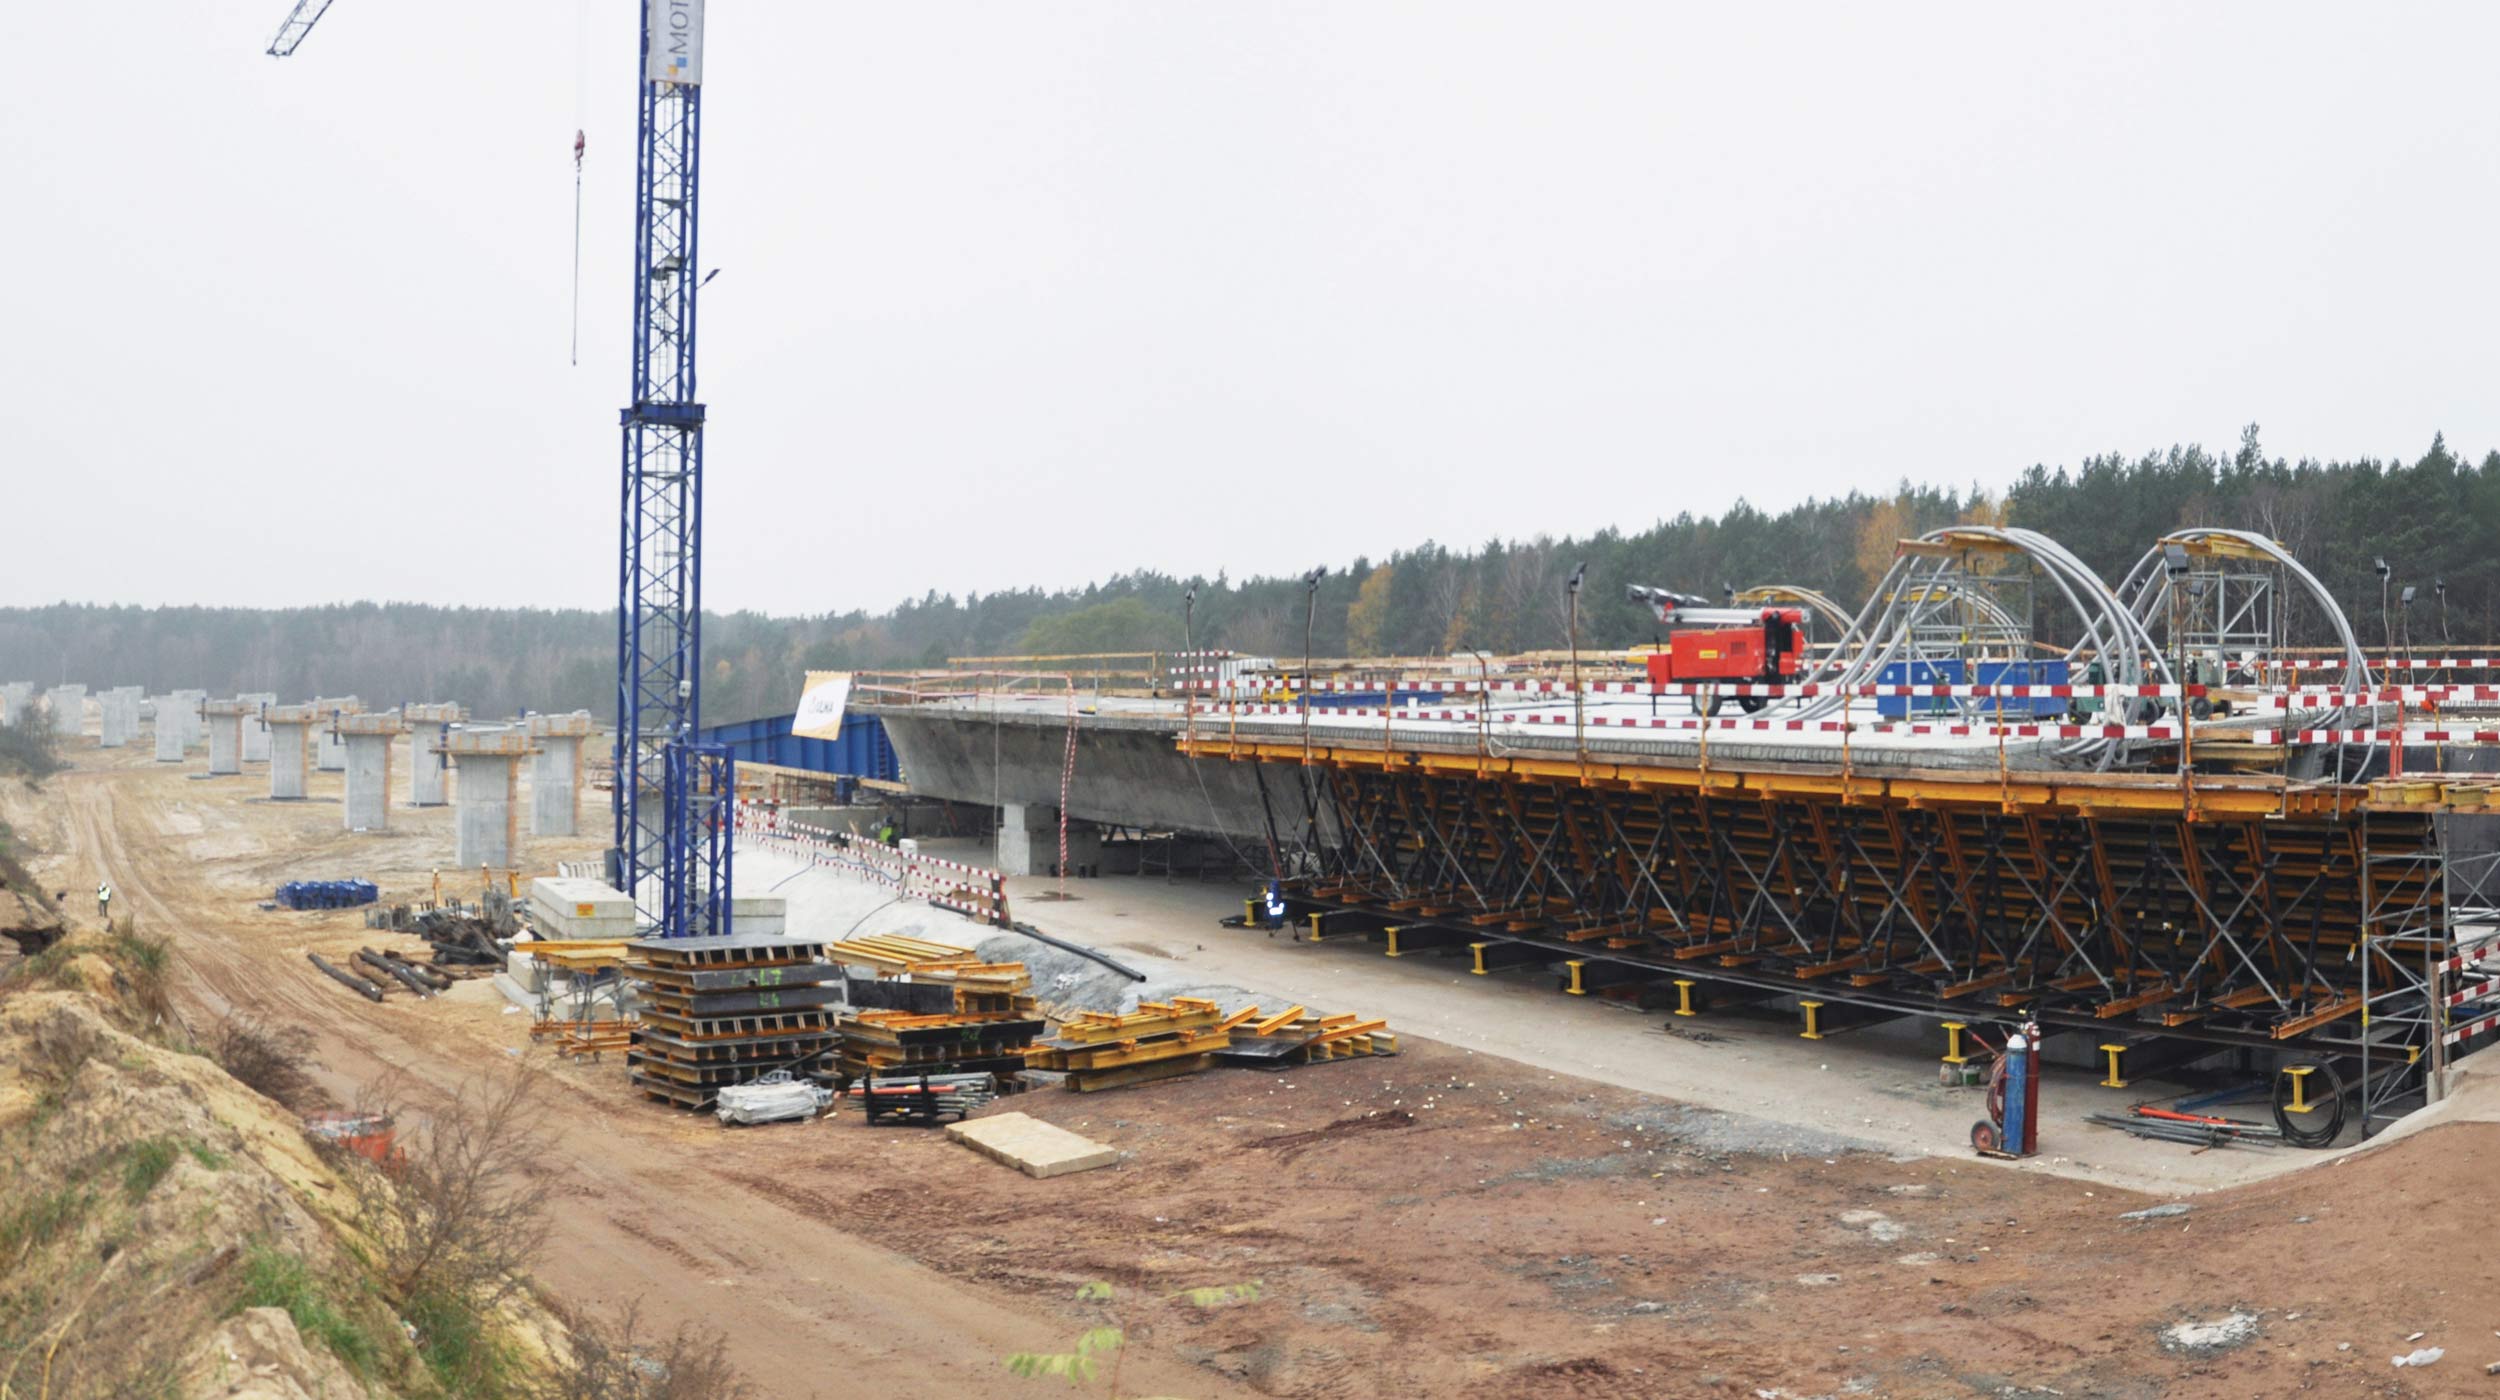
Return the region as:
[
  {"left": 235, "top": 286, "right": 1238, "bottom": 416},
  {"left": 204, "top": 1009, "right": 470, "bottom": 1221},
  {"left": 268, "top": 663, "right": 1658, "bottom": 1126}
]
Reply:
[{"left": 946, "top": 1111, "right": 1119, "bottom": 1178}]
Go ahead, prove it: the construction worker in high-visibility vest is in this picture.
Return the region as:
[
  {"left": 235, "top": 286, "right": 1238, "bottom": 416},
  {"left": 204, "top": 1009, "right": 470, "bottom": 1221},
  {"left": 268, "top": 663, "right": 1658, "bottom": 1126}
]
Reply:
[{"left": 96, "top": 881, "right": 113, "bottom": 926}]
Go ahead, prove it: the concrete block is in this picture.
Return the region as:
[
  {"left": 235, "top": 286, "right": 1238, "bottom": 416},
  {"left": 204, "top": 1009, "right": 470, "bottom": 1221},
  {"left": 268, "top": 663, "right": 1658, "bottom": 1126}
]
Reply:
[
  {"left": 728, "top": 894, "right": 787, "bottom": 940},
  {"left": 529, "top": 878, "right": 638, "bottom": 940},
  {"left": 945, "top": 1112, "right": 1120, "bottom": 1179}
]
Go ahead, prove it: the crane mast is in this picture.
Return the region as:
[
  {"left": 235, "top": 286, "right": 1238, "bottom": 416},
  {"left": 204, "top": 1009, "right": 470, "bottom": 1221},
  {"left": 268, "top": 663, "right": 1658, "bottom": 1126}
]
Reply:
[
  {"left": 616, "top": 0, "right": 732, "bottom": 937},
  {"left": 265, "top": 0, "right": 734, "bottom": 937}
]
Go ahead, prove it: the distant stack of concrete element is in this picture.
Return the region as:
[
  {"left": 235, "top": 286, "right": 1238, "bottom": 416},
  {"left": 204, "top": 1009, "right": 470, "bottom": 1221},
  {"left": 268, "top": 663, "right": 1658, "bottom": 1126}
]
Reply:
[
  {"left": 0, "top": 683, "right": 31, "bottom": 727},
  {"left": 440, "top": 727, "right": 536, "bottom": 869},
  {"left": 201, "top": 698, "right": 256, "bottom": 776},
  {"left": 336, "top": 710, "right": 407, "bottom": 832},
  {"left": 525, "top": 710, "right": 597, "bottom": 837},
  {"left": 240, "top": 693, "right": 278, "bottom": 763},
  {"left": 153, "top": 692, "right": 200, "bottom": 763},
  {"left": 312, "top": 697, "right": 361, "bottom": 772},
  {"left": 403, "top": 702, "right": 463, "bottom": 807},
  {"left": 46, "top": 685, "right": 85, "bottom": 737},
  {"left": 98, "top": 686, "right": 143, "bottom": 748},
  {"left": 261, "top": 703, "right": 320, "bottom": 800}
]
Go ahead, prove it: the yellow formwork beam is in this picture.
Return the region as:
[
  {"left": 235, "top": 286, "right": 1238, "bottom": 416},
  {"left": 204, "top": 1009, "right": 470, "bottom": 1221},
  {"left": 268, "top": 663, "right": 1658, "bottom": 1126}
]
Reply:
[{"left": 1174, "top": 736, "right": 2354, "bottom": 819}]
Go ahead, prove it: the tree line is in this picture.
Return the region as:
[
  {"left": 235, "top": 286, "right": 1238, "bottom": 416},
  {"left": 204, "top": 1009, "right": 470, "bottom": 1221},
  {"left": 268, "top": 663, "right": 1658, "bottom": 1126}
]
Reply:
[{"left": 1, "top": 428, "right": 2487, "bottom": 724}]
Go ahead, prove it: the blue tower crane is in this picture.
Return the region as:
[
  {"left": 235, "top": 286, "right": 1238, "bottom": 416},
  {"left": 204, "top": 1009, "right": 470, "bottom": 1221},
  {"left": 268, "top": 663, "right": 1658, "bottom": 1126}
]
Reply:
[
  {"left": 615, "top": 2, "right": 734, "bottom": 938},
  {"left": 268, "top": 0, "right": 733, "bottom": 936},
  {"left": 264, "top": 0, "right": 336, "bottom": 57}
]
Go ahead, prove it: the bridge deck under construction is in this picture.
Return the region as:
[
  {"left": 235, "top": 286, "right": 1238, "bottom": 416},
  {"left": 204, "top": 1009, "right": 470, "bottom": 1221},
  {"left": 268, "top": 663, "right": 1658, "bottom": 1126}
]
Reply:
[{"left": 1180, "top": 729, "right": 2494, "bottom": 1086}]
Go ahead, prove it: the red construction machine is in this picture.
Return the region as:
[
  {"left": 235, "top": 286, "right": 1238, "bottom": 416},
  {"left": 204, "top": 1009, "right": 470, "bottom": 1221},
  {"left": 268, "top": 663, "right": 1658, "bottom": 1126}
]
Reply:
[{"left": 1625, "top": 585, "right": 1808, "bottom": 715}]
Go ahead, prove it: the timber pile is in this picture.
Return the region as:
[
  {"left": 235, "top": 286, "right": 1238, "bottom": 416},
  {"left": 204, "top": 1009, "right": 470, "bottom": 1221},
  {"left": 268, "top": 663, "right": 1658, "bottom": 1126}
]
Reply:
[
  {"left": 306, "top": 947, "right": 468, "bottom": 1004},
  {"left": 364, "top": 902, "right": 505, "bottom": 972},
  {"left": 626, "top": 936, "right": 842, "bottom": 1110},
  {"left": 1210, "top": 1004, "right": 1398, "bottom": 1067},
  {"left": 827, "top": 934, "right": 1045, "bottom": 1085},
  {"left": 1026, "top": 997, "right": 1234, "bottom": 1092}
]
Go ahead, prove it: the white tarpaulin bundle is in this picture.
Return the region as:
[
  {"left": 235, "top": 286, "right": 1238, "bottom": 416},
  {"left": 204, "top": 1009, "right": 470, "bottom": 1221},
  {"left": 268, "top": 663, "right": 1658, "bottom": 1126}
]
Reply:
[{"left": 715, "top": 1073, "right": 832, "bottom": 1126}]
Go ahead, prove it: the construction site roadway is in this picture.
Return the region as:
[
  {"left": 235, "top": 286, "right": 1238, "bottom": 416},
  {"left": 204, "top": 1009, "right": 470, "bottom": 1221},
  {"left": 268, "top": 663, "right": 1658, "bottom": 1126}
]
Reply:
[{"left": 10, "top": 746, "right": 2500, "bottom": 1398}]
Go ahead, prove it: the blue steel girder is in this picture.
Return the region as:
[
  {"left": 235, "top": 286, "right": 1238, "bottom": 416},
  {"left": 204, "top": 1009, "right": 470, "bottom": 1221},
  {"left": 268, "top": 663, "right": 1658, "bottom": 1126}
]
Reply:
[{"left": 614, "top": 13, "right": 712, "bottom": 933}]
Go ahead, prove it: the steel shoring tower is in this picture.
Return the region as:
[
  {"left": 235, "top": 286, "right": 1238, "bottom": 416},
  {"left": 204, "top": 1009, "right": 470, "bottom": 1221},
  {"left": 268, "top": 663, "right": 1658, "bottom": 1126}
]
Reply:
[{"left": 614, "top": 9, "right": 729, "bottom": 937}]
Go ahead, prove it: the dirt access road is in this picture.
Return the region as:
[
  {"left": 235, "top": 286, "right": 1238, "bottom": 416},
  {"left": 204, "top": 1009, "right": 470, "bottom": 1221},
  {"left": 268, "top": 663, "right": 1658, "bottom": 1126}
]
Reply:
[
  {"left": 5, "top": 749, "right": 1242, "bottom": 1400},
  {"left": 12, "top": 748, "right": 2500, "bottom": 1398}
]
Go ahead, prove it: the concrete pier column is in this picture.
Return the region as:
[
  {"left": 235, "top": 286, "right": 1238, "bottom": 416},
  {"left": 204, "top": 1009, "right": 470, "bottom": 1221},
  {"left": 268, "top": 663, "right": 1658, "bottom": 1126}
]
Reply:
[
  {"left": 202, "top": 699, "right": 253, "bottom": 775},
  {"left": 0, "top": 683, "right": 30, "bottom": 727},
  {"left": 241, "top": 693, "right": 277, "bottom": 763},
  {"left": 444, "top": 729, "right": 535, "bottom": 870},
  {"left": 153, "top": 696, "right": 191, "bottom": 763},
  {"left": 997, "top": 803, "right": 1104, "bottom": 876},
  {"left": 97, "top": 691, "right": 120, "bottom": 747},
  {"left": 402, "top": 703, "right": 463, "bottom": 806},
  {"left": 312, "top": 697, "right": 361, "bottom": 771},
  {"left": 337, "top": 711, "right": 406, "bottom": 831},
  {"left": 173, "top": 689, "right": 208, "bottom": 750},
  {"left": 46, "top": 685, "right": 85, "bottom": 737},
  {"left": 115, "top": 688, "right": 145, "bottom": 747},
  {"left": 262, "top": 704, "right": 318, "bottom": 800},
  {"left": 525, "top": 710, "right": 596, "bottom": 837}
]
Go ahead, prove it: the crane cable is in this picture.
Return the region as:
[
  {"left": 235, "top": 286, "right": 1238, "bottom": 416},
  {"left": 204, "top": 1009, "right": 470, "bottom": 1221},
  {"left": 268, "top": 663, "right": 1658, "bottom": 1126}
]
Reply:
[
  {"left": 570, "top": 130, "right": 586, "bottom": 366},
  {"left": 568, "top": 0, "right": 589, "bottom": 366}
]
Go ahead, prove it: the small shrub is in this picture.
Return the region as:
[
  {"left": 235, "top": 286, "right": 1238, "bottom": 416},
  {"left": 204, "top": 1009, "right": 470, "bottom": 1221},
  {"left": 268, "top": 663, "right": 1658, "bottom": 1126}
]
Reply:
[
  {"left": 122, "top": 1139, "right": 180, "bottom": 1201},
  {"left": 210, "top": 1014, "right": 320, "bottom": 1111},
  {"left": 407, "top": 1285, "right": 518, "bottom": 1394},
  {"left": 539, "top": 1299, "right": 755, "bottom": 1400},
  {"left": 24, "top": 942, "right": 82, "bottom": 992},
  {"left": 0, "top": 1185, "right": 91, "bottom": 1264},
  {"left": 235, "top": 1244, "right": 380, "bottom": 1377},
  {"left": 0, "top": 714, "right": 64, "bottom": 783}
]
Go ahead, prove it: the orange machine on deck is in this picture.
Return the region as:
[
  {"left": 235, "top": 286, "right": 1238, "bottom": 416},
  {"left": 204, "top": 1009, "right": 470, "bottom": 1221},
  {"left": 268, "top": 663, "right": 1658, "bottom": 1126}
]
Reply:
[{"left": 1626, "top": 586, "right": 1807, "bottom": 715}]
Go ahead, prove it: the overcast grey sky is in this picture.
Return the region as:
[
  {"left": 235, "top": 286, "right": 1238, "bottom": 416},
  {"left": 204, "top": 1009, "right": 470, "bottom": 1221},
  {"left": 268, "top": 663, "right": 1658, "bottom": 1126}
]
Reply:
[{"left": 7, "top": 5, "right": 2496, "bottom": 613}]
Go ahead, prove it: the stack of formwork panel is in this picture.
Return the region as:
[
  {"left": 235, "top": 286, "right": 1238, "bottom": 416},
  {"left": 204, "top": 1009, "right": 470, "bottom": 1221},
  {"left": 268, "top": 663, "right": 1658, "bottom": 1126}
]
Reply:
[
  {"left": 625, "top": 936, "right": 842, "bottom": 1110},
  {"left": 1209, "top": 1005, "right": 1399, "bottom": 1066},
  {"left": 828, "top": 936, "right": 1044, "bottom": 1084},
  {"left": 1026, "top": 998, "right": 1234, "bottom": 1092}
]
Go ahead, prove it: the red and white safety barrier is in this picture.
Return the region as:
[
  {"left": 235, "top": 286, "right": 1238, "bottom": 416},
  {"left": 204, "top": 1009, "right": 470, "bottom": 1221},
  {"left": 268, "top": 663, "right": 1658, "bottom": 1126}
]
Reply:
[
  {"left": 2259, "top": 687, "right": 2500, "bottom": 710},
  {"left": 2445, "top": 1008, "right": 2500, "bottom": 1045},
  {"left": 732, "top": 804, "right": 1013, "bottom": 926},
  {"left": 1234, "top": 676, "right": 2207, "bottom": 700},
  {"left": 1208, "top": 704, "right": 2181, "bottom": 742},
  {"left": 2244, "top": 729, "right": 2500, "bottom": 745}
]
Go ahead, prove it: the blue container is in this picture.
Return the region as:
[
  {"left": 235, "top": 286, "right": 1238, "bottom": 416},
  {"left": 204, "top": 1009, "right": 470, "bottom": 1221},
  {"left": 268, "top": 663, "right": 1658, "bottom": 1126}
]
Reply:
[
  {"left": 1876, "top": 659, "right": 2071, "bottom": 719},
  {"left": 1310, "top": 689, "right": 1448, "bottom": 710},
  {"left": 275, "top": 879, "right": 378, "bottom": 910}
]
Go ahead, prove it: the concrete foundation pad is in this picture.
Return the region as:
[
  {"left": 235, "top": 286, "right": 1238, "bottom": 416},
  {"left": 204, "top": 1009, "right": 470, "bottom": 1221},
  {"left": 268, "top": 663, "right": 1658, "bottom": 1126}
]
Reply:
[{"left": 946, "top": 1112, "right": 1120, "bottom": 1179}]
